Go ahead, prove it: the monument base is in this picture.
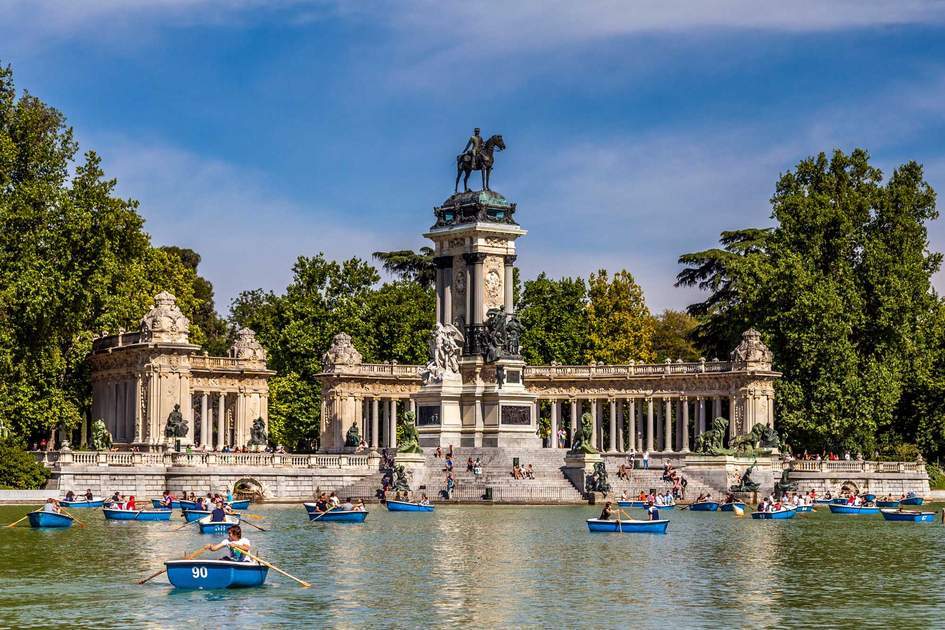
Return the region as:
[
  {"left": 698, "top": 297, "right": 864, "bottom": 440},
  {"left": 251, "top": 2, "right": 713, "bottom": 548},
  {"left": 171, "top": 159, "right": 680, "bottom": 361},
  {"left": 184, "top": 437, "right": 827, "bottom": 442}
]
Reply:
[{"left": 563, "top": 451, "right": 603, "bottom": 495}]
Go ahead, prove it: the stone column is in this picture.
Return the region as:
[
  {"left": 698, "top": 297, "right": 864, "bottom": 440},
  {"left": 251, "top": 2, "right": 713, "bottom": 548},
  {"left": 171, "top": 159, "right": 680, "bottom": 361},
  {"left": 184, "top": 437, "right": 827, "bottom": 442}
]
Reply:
[
  {"left": 551, "top": 400, "right": 559, "bottom": 448},
  {"left": 767, "top": 393, "right": 774, "bottom": 428},
  {"left": 698, "top": 397, "right": 706, "bottom": 436},
  {"left": 627, "top": 398, "right": 636, "bottom": 452},
  {"left": 729, "top": 394, "right": 737, "bottom": 437},
  {"left": 201, "top": 392, "right": 209, "bottom": 448},
  {"left": 608, "top": 399, "right": 617, "bottom": 452},
  {"left": 644, "top": 398, "right": 654, "bottom": 452},
  {"left": 713, "top": 396, "right": 721, "bottom": 421},
  {"left": 80, "top": 415, "right": 88, "bottom": 448},
  {"left": 681, "top": 397, "right": 690, "bottom": 453},
  {"left": 409, "top": 398, "right": 416, "bottom": 415},
  {"left": 355, "top": 396, "right": 364, "bottom": 445},
  {"left": 503, "top": 255, "right": 516, "bottom": 314},
  {"left": 616, "top": 400, "right": 624, "bottom": 452},
  {"left": 443, "top": 268, "right": 453, "bottom": 326},
  {"left": 216, "top": 393, "right": 226, "bottom": 450},
  {"left": 371, "top": 398, "right": 379, "bottom": 449},
  {"left": 435, "top": 255, "right": 452, "bottom": 325},
  {"left": 389, "top": 399, "right": 398, "bottom": 449},
  {"left": 571, "top": 399, "right": 579, "bottom": 444},
  {"left": 664, "top": 398, "right": 673, "bottom": 453},
  {"left": 590, "top": 399, "right": 598, "bottom": 450},
  {"left": 434, "top": 266, "right": 442, "bottom": 324},
  {"left": 464, "top": 253, "right": 487, "bottom": 326}
]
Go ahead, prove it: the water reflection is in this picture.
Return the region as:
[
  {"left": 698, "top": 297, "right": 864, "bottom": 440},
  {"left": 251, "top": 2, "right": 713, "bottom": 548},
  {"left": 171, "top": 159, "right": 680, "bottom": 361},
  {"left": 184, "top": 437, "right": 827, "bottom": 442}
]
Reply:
[{"left": 1, "top": 504, "right": 943, "bottom": 627}]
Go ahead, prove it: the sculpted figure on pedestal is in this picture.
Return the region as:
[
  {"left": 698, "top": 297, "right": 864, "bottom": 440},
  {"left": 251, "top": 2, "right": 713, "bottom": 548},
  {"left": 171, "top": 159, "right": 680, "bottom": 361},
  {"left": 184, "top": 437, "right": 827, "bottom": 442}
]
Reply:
[
  {"left": 420, "top": 323, "right": 464, "bottom": 385},
  {"left": 91, "top": 418, "right": 112, "bottom": 451},
  {"left": 163, "top": 404, "right": 188, "bottom": 438},
  {"left": 398, "top": 411, "right": 423, "bottom": 454},
  {"left": 248, "top": 417, "right": 268, "bottom": 447},
  {"left": 455, "top": 128, "right": 506, "bottom": 192},
  {"left": 569, "top": 412, "right": 598, "bottom": 455},
  {"left": 483, "top": 308, "right": 523, "bottom": 362},
  {"left": 322, "top": 333, "right": 363, "bottom": 370},
  {"left": 345, "top": 422, "right": 360, "bottom": 448}
]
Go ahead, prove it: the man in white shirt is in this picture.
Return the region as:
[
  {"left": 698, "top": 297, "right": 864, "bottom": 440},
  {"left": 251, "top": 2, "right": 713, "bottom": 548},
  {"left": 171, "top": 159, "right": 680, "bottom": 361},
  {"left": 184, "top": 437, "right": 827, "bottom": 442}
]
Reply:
[
  {"left": 642, "top": 451, "right": 650, "bottom": 470},
  {"left": 205, "top": 525, "right": 251, "bottom": 562}
]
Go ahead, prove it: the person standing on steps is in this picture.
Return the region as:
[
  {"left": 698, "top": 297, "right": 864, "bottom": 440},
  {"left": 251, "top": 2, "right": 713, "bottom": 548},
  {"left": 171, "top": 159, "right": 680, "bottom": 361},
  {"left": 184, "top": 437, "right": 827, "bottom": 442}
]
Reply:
[{"left": 642, "top": 450, "right": 650, "bottom": 470}]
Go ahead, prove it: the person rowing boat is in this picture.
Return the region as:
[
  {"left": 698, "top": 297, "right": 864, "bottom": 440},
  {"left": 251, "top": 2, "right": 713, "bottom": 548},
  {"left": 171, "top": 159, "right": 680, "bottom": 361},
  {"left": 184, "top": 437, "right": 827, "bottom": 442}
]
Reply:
[{"left": 203, "top": 525, "right": 252, "bottom": 562}]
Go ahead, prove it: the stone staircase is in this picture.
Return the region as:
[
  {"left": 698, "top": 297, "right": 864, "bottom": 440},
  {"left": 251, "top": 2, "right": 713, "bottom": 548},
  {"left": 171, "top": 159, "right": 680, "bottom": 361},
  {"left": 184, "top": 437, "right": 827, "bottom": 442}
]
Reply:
[{"left": 600, "top": 458, "right": 721, "bottom": 500}]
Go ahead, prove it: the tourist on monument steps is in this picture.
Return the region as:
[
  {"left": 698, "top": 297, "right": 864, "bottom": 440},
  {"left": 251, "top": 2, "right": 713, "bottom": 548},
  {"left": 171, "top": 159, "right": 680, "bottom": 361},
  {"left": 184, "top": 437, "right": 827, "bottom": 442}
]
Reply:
[
  {"left": 525, "top": 464, "right": 535, "bottom": 479},
  {"left": 617, "top": 463, "right": 629, "bottom": 480},
  {"left": 642, "top": 451, "right": 650, "bottom": 470},
  {"left": 466, "top": 457, "right": 474, "bottom": 472}
]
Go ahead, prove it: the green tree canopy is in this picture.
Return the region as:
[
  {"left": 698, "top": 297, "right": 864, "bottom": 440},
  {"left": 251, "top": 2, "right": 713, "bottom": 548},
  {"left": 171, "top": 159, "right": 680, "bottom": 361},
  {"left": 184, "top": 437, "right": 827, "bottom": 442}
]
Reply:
[
  {"left": 372, "top": 247, "right": 436, "bottom": 288},
  {"left": 0, "top": 63, "right": 205, "bottom": 442},
  {"left": 677, "top": 148, "right": 942, "bottom": 456},
  {"left": 586, "top": 269, "right": 655, "bottom": 363},
  {"left": 517, "top": 273, "right": 588, "bottom": 364},
  {"left": 651, "top": 309, "right": 701, "bottom": 361}
]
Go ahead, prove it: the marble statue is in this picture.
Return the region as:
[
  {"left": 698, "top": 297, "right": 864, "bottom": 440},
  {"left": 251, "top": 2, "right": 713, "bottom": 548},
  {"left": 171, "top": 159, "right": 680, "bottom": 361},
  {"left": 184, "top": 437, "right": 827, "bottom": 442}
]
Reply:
[{"left": 420, "top": 323, "right": 465, "bottom": 384}]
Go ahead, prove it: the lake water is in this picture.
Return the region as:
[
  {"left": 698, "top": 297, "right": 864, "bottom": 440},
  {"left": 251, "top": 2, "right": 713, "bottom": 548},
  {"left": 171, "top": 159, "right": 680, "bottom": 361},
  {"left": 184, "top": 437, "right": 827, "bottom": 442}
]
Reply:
[{"left": 1, "top": 503, "right": 943, "bottom": 628}]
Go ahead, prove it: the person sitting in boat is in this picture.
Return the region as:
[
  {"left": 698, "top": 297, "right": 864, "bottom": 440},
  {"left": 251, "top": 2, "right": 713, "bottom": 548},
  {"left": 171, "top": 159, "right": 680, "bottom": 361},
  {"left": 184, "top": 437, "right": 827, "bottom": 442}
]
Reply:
[
  {"left": 313, "top": 494, "right": 330, "bottom": 513},
  {"left": 695, "top": 493, "right": 707, "bottom": 504},
  {"left": 647, "top": 501, "right": 660, "bottom": 521},
  {"left": 598, "top": 501, "right": 615, "bottom": 521},
  {"left": 419, "top": 493, "right": 430, "bottom": 506},
  {"left": 354, "top": 499, "right": 367, "bottom": 511},
  {"left": 125, "top": 496, "right": 136, "bottom": 510},
  {"left": 160, "top": 491, "right": 173, "bottom": 509},
  {"left": 620, "top": 490, "right": 631, "bottom": 501},
  {"left": 204, "top": 525, "right": 251, "bottom": 563},
  {"left": 329, "top": 492, "right": 341, "bottom": 508},
  {"left": 64, "top": 490, "right": 76, "bottom": 502},
  {"left": 723, "top": 493, "right": 736, "bottom": 505},
  {"left": 209, "top": 501, "right": 229, "bottom": 523},
  {"left": 638, "top": 490, "right": 647, "bottom": 502},
  {"left": 824, "top": 490, "right": 832, "bottom": 500},
  {"left": 42, "top": 498, "right": 61, "bottom": 513},
  {"left": 339, "top": 497, "right": 355, "bottom": 511},
  {"left": 84, "top": 489, "right": 94, "bottom": 501}
]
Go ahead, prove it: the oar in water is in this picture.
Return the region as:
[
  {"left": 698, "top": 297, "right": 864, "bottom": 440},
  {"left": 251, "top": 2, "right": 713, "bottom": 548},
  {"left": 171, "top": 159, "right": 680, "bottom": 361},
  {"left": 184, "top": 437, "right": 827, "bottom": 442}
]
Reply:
[
  {"left": 243, "top": 551, "right": 311, "bottom": 588},
  {"left": 240, "top": 519, "right": 268, "bottom": 532},
  {"left": 5, "top": 513, "right": 31, "bottom": 528},
  {"left": 59, "top": 509, "right": 85, "bottom": 528},
  {"left": 138, "top": 547, "right": 207, "bottom": 585},
  {"left": 173, "top": 519, "right": 199, "bottom": 532},
  {"left": 309, "top": 506, "right": 337, "bottom": 522}
]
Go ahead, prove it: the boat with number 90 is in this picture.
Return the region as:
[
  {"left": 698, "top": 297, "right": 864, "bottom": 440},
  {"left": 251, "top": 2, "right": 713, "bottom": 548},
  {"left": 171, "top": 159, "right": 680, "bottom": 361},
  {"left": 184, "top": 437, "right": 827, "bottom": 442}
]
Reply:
[{"left": 164, "top": 559, "right": 268, "bottom": 589}]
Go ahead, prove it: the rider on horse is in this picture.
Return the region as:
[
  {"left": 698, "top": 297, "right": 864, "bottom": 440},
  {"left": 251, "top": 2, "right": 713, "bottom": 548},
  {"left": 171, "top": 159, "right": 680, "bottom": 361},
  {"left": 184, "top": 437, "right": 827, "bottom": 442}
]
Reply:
[{"left": 461, "top": 128, "right": 483, "bottom": 169}]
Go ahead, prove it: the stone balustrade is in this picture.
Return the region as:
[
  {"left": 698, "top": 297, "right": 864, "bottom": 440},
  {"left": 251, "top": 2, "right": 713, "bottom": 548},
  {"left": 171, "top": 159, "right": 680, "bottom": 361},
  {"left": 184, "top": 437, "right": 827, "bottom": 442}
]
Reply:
[
  {"left": 783, "top": 459, "right": 924, "bottom": 473},
  {"left": 33, "top": 450, "right": 374, "bottom": 470}
]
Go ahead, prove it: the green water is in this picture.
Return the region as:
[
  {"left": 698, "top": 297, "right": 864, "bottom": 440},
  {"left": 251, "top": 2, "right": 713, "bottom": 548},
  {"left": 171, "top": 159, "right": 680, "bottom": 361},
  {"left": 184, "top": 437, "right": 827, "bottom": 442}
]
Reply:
[{"left": 0, "top": 503, "right": 943, "bottom": 628}]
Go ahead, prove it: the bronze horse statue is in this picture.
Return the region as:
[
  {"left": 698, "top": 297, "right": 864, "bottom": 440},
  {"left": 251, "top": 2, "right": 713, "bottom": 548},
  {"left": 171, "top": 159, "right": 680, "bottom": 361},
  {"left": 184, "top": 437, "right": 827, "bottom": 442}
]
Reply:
[{"left": 455, "top": 134, "right": 506, "bottom": 193}]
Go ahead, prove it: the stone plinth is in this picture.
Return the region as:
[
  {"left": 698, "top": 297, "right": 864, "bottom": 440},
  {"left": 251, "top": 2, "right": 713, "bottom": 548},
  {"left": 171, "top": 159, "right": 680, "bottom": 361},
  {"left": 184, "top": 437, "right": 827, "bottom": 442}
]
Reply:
[
  {"left": 394, "top": 451, "right": 427, "bottom": 482},
  {"left": 413, "top": 372, "right": 464, "bottom": 447},
  {"left": 563, "top": 451, "right": 603, "bottom": 494}
]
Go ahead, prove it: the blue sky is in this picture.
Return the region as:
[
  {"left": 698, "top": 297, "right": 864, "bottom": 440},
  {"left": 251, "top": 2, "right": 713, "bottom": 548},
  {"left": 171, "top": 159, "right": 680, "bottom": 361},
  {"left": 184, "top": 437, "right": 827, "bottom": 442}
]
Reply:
[{"left": 3, "top": 1, "right": 945, "bottom": 314}]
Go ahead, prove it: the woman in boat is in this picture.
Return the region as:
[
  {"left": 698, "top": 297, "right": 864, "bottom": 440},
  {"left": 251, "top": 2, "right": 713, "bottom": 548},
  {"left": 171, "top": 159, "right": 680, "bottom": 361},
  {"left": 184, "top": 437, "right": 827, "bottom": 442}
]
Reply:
[
  {"left": 723, "top": 492, "right": 736, "bottom": 505},
  {"left": 647, "top": 501, "right": 660, "bottom": 521},
  {"left": 64, "top": 490, "right": 76, "bottom": 502},
  {"left": 204, "top": 525, "right": 251, "bottom": 562},
  {"left": 599, "top": 501, "right": 615, "bottom": 521},
  {"left": 621, "top": 490, "right": 631, "bottom": 501},
  {"left": 313, "top": 494, "right": 330, "bottom": 513},
  {"left": 160, "top": 491, "right": 173, "bottom": 509},
  {"left": 354, "top": 499, "right": 367, "bottom": 511},
  {"left": 419, "top": 493, "right": 430, "bottom": 506},
  {"left": 42, "top": 498, "right": 61, "bottom": 513},
  {"left": 126, "top": 495, "right": 137, "bottom": 510}
]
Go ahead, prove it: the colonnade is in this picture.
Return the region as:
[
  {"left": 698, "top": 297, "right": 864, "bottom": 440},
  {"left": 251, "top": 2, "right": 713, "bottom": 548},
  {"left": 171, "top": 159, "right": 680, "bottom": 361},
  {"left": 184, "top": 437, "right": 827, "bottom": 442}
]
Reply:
[
  {"left": 191, "top": 391, "right": 265, "bottom": 450},
  {"left": 324, "top": 395, "right": 416, "bottom": 450},
  {"left": 533, "top": 395, "right": 771, "bottom": 453}
]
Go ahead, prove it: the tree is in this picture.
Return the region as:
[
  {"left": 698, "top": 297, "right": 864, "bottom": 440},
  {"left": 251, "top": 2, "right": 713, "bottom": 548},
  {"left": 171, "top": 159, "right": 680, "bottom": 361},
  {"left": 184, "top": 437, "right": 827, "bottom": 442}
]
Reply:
[
  {"left": 161, "top": 246, "right": 229, "bottom": 355},
  {"left": 372, "top": 247, "right": 436, "bottom": 288},
  {"left": 585, "top": 269, "right": 655, "bottom": 363},
  {"left": 361, "top": 281, "right": 435, "bottom": 364},
  {"left": 0, "top": 439, "right": 49, "bottom": 489},
  {"left": 651, "top": 309, "right": 701, "bottom": 361},
  {"left": 517, "top": 273, "right": 588, "bottom": 364},
  {"left": 0, "top": 63, "right": 204, "bottom": 443},
  {"left": 677, "top": 149, "right": 942, "bottom": 455}
]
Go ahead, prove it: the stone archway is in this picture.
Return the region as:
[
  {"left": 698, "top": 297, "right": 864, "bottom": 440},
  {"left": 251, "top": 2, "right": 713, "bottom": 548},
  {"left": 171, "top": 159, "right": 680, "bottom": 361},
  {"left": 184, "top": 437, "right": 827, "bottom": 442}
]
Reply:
[
  {"left": 839, "top": 480, "right": 859, "bottom": 496},
  {"left": 233, "top": 477, "right": 267, "bottom": 502}
]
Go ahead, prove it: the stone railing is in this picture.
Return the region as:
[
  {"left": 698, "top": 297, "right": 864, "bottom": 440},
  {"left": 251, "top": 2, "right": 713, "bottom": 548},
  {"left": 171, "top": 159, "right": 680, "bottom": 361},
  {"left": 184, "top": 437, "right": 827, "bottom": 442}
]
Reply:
[
  {"left": 524, "top": 359, "right": 735, "bottom": 379},
  {"left": 33, "top": 450, "right": 375, "bottom": 470},
  {"left": 783, "top": 460, "right": 924, "bottom": 473},
  {"left": 189, "top": 355, "right": 269, "bottom": 371},
  {"left": 322, "top": 363, "right": 421, "bottom": 378}
]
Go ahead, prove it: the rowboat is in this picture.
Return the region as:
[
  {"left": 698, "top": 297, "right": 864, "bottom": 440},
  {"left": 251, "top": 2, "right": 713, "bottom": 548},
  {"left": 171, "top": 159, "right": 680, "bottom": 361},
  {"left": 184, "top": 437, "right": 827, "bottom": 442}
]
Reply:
[
  {"left": 103, "top": 508, "right": 172, "bottom": 521},
  {"left": 863, "top": 493, "right": 877, "bottom": 502},
  {"left": 585, "top": 518, "right": 669, "bottom": 533},
  {"left": 27, "top": 511, "right": 74, "bottom": 528},
  {"left": 795, "top": 505, "right": 814, "bottom": 512},
  {"left": 828, "top": 504, "right": 880, "bottom": 515},
  {"left": 198, "top": 516, "right": 241, "bottom": 534},
  {"left": 831, "top": 498, "right": 849, "bottom": 504},
  {"left": 901, "top": 496, "right": 925, "bottom": 506},
  {"left": 306, "top": 509, "right": 369, "bottom": 523},
  {"left": 751, "top": 507, "right": 797, "bottom": 520},
  {"left": 179, "top": 500, "right": 200, "bottom": 511},
  {"left": 183, "top": 509, "right": 242, "bottom": 523},
  {"left": 689, "top": 501, "right": 719, "bottom": 512},
  {"left": 164, "top": 559, "right": 268, "bottom": 589},
  {"left": 720, "top": 502, "right": 747, "bottom": 512},
  {"left": 151, "top": 499, "right": 182, "bottom": 509},
  {"left": 60, "top": 498, "right": 105, "bottom": 508},
  {"left": 617, "top": 500, "right": 646, "bottom": 508},
  {"left": 876, "top": 500, "right": 900, "bottom": 508},
  {"left": 386, "top": 500, "right": 435, "bottom": 512},
  {"left": 813, "top": 498, "right": 832, "bottom": 505},
  {"left": 228, "top": 500, "right": 251, "bottom": 511},
  {"left": 880, "top": 509, "right": 936, "bottom": 523}
]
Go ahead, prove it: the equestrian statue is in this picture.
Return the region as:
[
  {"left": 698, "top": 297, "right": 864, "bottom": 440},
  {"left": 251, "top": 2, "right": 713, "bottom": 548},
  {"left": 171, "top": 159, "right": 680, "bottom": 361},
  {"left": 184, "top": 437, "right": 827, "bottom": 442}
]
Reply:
[{"left": 455, "top": 127, "right": 506, "bottom": 193}]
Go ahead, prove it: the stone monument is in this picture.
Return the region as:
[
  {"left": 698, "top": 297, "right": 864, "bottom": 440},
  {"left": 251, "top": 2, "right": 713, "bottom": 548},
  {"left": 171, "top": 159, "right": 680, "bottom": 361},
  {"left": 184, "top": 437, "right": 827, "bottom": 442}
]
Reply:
[{"left": 412, "top": 129, "right": 539, "bottom": 448}]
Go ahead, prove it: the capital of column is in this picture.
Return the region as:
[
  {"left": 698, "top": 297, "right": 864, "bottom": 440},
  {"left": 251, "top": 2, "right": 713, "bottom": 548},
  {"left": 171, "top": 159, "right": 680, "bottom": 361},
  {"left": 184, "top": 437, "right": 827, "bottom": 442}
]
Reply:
[
  {"left": 463, "top": 252, "right": 487, "bottom": 265},
  {"left": 503, "top": 254, "right": 517, "bottom": 266}
]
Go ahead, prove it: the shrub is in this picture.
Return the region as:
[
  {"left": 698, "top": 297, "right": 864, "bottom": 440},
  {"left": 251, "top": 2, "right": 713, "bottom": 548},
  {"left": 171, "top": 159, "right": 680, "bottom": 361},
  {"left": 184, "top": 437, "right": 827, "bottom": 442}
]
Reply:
[{"left": 0, "top": 440, "right": 50, "bottom": 489}]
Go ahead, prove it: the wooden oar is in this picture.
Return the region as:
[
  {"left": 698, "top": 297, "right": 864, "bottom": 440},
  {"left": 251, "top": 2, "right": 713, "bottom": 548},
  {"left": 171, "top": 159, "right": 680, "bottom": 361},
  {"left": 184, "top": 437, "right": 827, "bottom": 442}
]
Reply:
[
  {"left": 5, "top": 513, "right": 31, "bottom": 528},
  {"left": 241, "top": 513, "right": 264, "bottom": 520},
  {"left": 59, "top": 509, "right": 85, "bottom": 528},
  {"left": 138, "top": 547, "right": 207, "bottom": 585},
  {"left": 243, "top": 551, "right": 311, "bottom": 588},
  {"left": 173, "top": 518, "right": 199, "bottom": 531},
  {"left": 240, "top": 519, "right": 268, "bottom": 532},
  {"left": 309, "top": 506, "right": 337, "bottom": 522}
]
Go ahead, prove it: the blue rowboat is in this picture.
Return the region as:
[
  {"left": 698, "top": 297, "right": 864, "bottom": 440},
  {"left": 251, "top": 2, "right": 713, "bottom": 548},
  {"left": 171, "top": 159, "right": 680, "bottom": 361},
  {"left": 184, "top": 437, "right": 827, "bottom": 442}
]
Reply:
[
  {"left": 104, "top": 508, "right": 172, "bottom": 521},
  {"left": 880, "top": 509, "right": 936, "bottom": 523},
  {"left": 386, "top": 500, "right": 434, "bottom": 512},
  {"left": 198, "top": 516, "right": 240, "bottom": 534},
  {"left": 901, "top": 496, "right": 925, "bottom": 506},
  {"left": 165, "top": 559, "right": 268, "bottom": 589},
  {"left": 617, "top": 500, "right": 645, "bottom": 508},
  {"left": 863, "top": 493, "right": 877, "bottom": 502},
  {"left": 795, "top": 505, "right": 814, "bottom": 512},
  {"left": 179, "top": 500, "right": 200, "bottom": 511},
  {"left": 586, "top": 518, "right": 669, "bottom": 533},
  {"left": 720, "top": 502, "right": 747, "bottom": 512},
  {"left": 814, "top": 498, "right": 832, "bottom": 505},
  {"left": 228, "top": 500, "right": 251, "bottom": 511},
  {"left": 183, "top": 509, "right": 242, "bottom": 523},
  {"left": 60, "top": 498, "right": 104, "bottom": 508},
  {"left": 831, "top": 498, "right": 849, "bottom": 505},
  {"left": 27, "top": 511, "right": 74, "bottom": 528},
  {"left": 307, "top": 510, "right": 369, "bottom": 523},
  {"left": 151, "top": 499, "right": 181, "bottom": 509},
  {"left": 876, "top": 500, "right": 900, "bottom": 508},
  {"left": 751, "top": 508, "right": 797, "bottom": 520},
  {"left": 828, "top": 504, "right": 880, "bottom": 515},
  {"left": 689, "top": 501, "right": 719, "bottom": 512}
]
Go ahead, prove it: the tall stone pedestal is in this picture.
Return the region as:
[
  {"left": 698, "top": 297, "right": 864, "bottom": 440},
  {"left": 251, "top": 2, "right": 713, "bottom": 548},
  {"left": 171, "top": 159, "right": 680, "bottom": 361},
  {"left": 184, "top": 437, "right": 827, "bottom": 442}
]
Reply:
[
  {"left": 413, "top": 373, "right": 464, "bottom": 448},
  {"left": 563, "top": 451, "right": 603, "bottom": 496}
]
